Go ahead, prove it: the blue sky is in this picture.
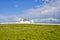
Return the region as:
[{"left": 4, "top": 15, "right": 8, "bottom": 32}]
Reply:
[
  {"left": 0, "top": 0, "right": 60, "bottom": 23},
  {"left": 0, "top": 0, "right": 42, "bottom": 15}
]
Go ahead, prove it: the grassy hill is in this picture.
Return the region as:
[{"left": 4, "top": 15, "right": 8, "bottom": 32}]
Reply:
[{"left": 0, "top": 24, "right": 60, "bottom": 40}]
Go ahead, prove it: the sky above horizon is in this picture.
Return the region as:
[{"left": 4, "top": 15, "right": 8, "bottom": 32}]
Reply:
[{"left": 0, "top": 0, "right": 60, "bottom": 23}]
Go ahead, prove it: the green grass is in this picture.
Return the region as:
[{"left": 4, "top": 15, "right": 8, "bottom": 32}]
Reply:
[{"left": 0, "top": 24, "right": 60, "bottom": 40}]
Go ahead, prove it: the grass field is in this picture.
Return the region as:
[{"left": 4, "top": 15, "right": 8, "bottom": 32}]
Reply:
[{"left": 0, "top": 24, "right": 60, "bottom": 40}]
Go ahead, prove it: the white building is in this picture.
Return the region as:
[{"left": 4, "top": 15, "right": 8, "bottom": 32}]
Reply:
[{"left": 16, "top": 18, "right": 34, "bottom": 24}]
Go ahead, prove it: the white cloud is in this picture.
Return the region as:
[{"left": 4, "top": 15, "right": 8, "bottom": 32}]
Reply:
[
  {"left": 21, "top": 5, "right": 59, "bottom": 19},
  {"left": 14, "top": 4, "right": 19, "bottom": 8},
  {"left": 19, "top": 0, "right": 60, "bottom": 23},
  {"left": 34, "top": 0, "right": 49, "bottom": 2},
  {"left": 35, "top": 0, "right": 38, "bottom": 2},
  {"left": 34, "top": 18, "right": 59, "bottom": 23},
  {"left": 0, "top": 15, "right": 20, "bottom": 23}
]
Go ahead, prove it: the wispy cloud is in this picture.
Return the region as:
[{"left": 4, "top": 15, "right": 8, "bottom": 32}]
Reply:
[
  {"left": 10, "top": 0, "right": 19, "bottom": 8},
  {"left": 35, "top": 0, "right": 38, "bottom": 2},
  {"left": 34, "top": 18, "right": 59, "bottom": 23},
  {"left": 0, "top": 15, "right": 20, "bottom": 23},
  {"left": 14, "top": 4, "right": 19, "bottom": 8}
]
